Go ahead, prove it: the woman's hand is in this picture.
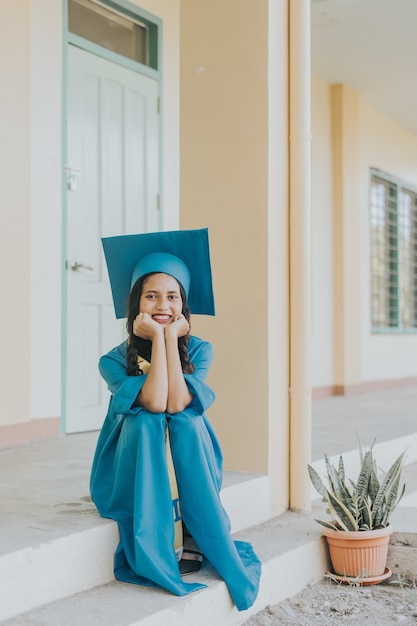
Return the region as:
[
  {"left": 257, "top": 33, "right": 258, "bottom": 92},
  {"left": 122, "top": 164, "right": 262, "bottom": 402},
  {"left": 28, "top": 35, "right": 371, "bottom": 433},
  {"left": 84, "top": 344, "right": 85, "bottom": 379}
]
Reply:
[
  {"left": 133, "top": 312, "right": 163, "bottom": 341},
  {"left": 134, "top": 312, "right": 167, "bottom": 412},
  {"left": 164, "top": 314, "right": 193, "bottom": 413},
  {"left": 165, "top": 314, "right": 190, "bottom": 339}
]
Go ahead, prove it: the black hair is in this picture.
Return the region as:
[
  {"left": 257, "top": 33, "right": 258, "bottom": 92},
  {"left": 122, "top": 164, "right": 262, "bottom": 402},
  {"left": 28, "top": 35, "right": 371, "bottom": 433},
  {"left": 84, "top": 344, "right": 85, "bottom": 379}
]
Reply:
[{"left": 126, "top": 272, "right": 195, "bottom": 376}]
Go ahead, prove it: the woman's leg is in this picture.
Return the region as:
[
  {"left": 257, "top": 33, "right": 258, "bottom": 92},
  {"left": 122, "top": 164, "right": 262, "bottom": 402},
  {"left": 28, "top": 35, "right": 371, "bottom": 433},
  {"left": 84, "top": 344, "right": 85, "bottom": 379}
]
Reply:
[
  {"left": 168, "top": 411, "right": 261, "bottom": 611},
  {"left": 94, "top": 409, "right": 205, "bottom": 596}
]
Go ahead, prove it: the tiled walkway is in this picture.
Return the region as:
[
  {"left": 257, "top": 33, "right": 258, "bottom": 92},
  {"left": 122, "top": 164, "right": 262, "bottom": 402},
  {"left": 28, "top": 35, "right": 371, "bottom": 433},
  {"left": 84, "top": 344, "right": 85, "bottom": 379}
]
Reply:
[{"left": 312, "top": 384, "right": 417, "bottom": 459}]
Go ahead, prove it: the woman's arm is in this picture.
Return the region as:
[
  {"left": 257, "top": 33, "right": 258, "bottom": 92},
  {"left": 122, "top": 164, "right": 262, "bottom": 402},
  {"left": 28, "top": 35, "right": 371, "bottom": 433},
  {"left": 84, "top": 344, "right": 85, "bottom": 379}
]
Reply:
[
  {"left": 165, "top": 316, "right": 193, "bottom": 414},
  {"left": 133, "top": 312, "right": 168, "bottom": 413}
]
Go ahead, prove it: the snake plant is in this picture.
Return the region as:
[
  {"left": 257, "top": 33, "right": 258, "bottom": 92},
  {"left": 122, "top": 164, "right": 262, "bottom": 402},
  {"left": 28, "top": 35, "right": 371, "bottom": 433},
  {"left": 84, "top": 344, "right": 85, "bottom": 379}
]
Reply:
[{"left": 308, "top": 440, "right": 406, "bottom": 531}]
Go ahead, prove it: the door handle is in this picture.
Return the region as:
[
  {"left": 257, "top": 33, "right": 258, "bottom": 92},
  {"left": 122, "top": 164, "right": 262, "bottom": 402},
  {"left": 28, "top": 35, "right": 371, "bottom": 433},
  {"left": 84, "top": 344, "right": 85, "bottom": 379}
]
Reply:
[
  {"left": 64, "top": 165, "right": 81, "bottom": 191},
  {"left": 68, "top": 261, "right": 94, "bottom": 272}
]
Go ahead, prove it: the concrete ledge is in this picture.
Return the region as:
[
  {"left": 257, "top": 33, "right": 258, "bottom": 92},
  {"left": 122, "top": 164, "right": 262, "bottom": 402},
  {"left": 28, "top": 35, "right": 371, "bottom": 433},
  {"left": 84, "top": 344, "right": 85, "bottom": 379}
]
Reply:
[
  {"left": 387, "top": 531, "right": 417, "bottom": 582},
  {"left": 221, "top": 472, "right": 270, "bottom": 533},
  {"left": 0, "top": 512, "right": 329, "bottom": 626},
  {"left": 0, "top": 522, "right": 119, "bottom": 622},
  {"left": 0, "top": 473, "right": 269, "bottom": 622}
]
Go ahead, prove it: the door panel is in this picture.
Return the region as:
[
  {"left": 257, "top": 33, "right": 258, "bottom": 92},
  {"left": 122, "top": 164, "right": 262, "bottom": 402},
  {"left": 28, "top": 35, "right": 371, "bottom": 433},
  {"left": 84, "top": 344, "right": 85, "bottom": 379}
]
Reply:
[{"left": 65, "top": 45, "right": 159, "bottom": 433}]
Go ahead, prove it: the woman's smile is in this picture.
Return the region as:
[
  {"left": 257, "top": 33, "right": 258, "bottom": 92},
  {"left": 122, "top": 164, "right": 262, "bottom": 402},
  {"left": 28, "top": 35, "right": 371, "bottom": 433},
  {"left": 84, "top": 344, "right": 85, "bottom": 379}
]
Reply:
[
  {"left": 152, "top": 313, "right": 172, "bottom": 324},
  {"left": 139, "top": 273, "right": 183, "bottom": 324}
]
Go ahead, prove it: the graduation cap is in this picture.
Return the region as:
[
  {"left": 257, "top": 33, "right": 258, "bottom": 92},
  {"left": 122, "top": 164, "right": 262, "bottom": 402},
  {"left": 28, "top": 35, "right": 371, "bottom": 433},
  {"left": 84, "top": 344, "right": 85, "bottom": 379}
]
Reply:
[{"left": 102, "top": 228, "right": 215, "bottom": 319}]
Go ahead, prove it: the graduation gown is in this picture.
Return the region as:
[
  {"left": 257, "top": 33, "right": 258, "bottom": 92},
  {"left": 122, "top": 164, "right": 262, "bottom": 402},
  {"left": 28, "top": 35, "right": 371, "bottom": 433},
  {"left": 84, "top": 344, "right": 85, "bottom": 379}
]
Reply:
[{"left": 90, "top": 336, "right": 261, "bottom": 611}]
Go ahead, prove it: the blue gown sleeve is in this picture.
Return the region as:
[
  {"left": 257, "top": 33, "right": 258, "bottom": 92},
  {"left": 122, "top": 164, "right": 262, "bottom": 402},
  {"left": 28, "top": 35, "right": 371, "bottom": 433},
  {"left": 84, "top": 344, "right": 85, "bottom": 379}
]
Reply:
[
  {"left": 184, "top": 337, "right": 215, "bottom": 413},
  {"left": 99, "top": 342, "right": 146, "bottom": 415}
]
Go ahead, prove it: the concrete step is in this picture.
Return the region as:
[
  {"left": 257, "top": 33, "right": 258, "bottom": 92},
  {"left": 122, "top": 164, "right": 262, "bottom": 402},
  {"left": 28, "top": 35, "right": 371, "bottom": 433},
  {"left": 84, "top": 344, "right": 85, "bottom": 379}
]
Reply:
[
  {"left": 1, "top": 431, "right": 415, "bottom": 625},
  {"left": 0, "top": 511, "right": 328, "bottom": 626},
  {"left": 0, "top": 466, "right": 269, "bottom": 622}
]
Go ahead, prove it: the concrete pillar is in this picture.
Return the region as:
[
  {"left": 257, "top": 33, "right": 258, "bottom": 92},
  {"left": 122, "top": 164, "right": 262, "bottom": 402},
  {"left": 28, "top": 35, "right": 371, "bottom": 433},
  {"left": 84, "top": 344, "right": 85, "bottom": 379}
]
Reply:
[
  {"left": 289, "top": 0, "right": 312, "bottom": 510},
  {"left": 331, "top": 84, "right": 362, "bottom": 394}
]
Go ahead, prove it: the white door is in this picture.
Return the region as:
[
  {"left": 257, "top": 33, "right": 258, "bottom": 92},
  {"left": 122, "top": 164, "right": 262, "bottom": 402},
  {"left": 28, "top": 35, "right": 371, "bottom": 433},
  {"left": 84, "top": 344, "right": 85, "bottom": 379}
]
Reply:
[{"left": 65, "top": 44, "right": 160, "bottom": 433}]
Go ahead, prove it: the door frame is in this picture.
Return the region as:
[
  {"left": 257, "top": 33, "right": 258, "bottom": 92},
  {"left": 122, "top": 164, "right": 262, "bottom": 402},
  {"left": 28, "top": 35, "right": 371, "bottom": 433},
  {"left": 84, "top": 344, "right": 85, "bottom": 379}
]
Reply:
[{"left": 61, "top": 0, "right": 163, "bottom": 432}]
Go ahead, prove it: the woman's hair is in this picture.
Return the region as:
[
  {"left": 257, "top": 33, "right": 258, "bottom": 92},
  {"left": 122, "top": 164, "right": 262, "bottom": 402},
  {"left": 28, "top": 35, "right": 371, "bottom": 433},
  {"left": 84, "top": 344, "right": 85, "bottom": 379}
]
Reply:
[{"left": 126, "top": 272, "right": 195, "bottom": 376}]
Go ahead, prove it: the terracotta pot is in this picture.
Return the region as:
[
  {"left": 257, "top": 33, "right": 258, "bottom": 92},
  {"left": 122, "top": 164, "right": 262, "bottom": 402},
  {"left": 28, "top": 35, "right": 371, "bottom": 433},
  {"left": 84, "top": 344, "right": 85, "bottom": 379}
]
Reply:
[{"left": 322, "top": 524, "right": 393, "bottom": 578}]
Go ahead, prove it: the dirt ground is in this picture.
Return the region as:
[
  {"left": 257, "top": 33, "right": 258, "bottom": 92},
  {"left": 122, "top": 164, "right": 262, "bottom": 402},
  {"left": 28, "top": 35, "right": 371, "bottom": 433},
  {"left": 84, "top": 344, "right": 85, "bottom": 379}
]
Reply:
[{"left": 243, "top": 574, "right": 417, "bottom": 625}]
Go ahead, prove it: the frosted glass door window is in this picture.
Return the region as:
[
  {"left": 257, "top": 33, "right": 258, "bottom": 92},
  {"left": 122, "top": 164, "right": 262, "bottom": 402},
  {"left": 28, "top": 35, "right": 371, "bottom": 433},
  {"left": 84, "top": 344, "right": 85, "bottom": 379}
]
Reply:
[{"left": 69, "top": 0, "right": 149, "bottom": 66}]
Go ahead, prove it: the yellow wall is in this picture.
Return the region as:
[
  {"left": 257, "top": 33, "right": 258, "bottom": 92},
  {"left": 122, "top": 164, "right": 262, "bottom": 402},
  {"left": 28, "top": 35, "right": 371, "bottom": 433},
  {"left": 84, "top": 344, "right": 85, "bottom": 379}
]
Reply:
[
  {"left": 180, "top": 0, "right": 268, "bottom": 473},
  {"left": 180, "top": 0, "right": 290, "bottom": 515},
  {"left": 0, "top": 3, "right": 31, "bottom": 426}
]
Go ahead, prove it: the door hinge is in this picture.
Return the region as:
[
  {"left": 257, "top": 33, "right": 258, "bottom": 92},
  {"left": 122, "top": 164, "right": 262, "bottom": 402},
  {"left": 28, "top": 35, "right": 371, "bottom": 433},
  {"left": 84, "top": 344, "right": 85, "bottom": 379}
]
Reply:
[
  {"left": 157, "top": 193, "right": 161, "bottom": 210},
  {"left": 157, "top": 97, "right": 161, "bottom": 113}
]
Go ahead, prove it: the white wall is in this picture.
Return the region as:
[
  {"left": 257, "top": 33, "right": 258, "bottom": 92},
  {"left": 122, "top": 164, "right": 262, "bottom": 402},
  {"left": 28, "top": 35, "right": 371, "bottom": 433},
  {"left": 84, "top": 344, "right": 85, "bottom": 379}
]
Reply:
[
  {"left": 311, "top": 75, "right": 334, "bottom": 388},
  {"left": 359, "top": 103, "right": 417, "bottom": 383},
  {"left": 0, "top": 2, "right": 31, "bottom": 427},
  {"left": 30, "top": 0, "right": 63, "bottom": 419}
]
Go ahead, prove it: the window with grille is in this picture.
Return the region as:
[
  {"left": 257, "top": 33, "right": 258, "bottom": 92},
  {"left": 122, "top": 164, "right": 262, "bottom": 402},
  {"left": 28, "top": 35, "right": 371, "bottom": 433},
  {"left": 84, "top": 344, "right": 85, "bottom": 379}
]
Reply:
[{"left": 370, "top": 170, "right": 417, "bottom": 332}]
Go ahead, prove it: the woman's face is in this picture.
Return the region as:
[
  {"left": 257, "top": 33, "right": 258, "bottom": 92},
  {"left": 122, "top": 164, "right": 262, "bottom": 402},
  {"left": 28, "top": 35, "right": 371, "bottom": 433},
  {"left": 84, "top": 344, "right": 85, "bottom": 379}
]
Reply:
[{"left": 139, "top": 273, "right": 183, "bottom": 326}]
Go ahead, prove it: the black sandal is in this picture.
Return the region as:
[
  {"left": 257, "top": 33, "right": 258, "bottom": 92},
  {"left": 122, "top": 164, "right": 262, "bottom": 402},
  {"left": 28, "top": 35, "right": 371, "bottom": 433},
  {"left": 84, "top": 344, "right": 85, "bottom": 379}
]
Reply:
[
  {"left": 179, "top": 549, "right": 203, "bottom": 575},
  {"left": 179, "top": 525, "right": 203, "bottom": 576}
]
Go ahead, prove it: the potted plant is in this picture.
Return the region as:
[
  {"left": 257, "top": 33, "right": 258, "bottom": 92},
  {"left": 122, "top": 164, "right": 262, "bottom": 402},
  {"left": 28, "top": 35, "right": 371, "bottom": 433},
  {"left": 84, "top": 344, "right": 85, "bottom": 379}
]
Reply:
[{"left": 308, "top": 439, "right": 406, "bottom": 584}]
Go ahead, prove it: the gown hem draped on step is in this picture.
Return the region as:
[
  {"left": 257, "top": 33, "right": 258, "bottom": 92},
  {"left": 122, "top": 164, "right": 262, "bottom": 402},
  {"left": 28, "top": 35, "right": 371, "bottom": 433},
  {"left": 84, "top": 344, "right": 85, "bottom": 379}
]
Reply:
[{"left": 90, "top": 336, "right": 261, "bottom": 611}]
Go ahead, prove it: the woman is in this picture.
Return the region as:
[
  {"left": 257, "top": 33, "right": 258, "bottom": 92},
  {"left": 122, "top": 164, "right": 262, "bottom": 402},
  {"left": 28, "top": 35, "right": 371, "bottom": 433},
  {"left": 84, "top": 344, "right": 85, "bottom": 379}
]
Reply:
[{"left": 90, "top": 228, "right": 261, "bottom": 611}]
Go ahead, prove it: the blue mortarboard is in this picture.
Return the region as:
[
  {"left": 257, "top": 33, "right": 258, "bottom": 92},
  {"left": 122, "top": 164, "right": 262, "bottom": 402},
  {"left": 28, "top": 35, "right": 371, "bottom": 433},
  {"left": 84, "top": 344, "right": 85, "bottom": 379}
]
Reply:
[{"left": 102, "top": 228, "right": 215, "bottom": 319}]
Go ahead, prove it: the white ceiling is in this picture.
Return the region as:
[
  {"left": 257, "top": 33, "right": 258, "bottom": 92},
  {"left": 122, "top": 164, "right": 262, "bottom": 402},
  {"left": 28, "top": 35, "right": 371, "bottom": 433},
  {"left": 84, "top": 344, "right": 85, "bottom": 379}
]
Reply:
[{"left": 311, "top": 0, "right": 417, "bottom": 135}]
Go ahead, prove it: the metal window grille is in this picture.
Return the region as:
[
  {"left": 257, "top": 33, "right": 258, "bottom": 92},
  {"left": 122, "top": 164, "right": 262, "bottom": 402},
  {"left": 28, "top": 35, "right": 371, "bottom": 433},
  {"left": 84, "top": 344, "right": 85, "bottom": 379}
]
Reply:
[{"left": 370, "top": 170, "right": 417, "bottom": 332}]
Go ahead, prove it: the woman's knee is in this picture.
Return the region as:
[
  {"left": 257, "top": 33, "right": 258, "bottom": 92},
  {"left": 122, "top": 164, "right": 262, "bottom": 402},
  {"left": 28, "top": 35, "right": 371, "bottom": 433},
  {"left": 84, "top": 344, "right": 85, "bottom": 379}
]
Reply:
[
  {"left": 126, "top": 409, "right": 166, "bottom": 437},
  {"left": 168, "top": 410, "right": 205, "bottom": 437}
]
